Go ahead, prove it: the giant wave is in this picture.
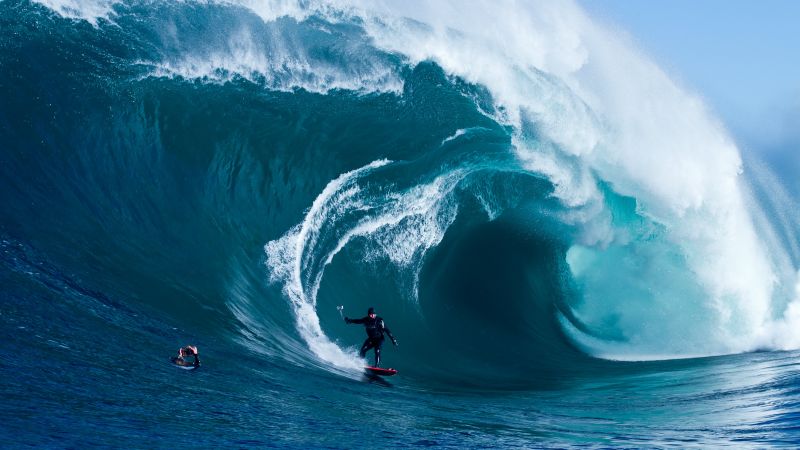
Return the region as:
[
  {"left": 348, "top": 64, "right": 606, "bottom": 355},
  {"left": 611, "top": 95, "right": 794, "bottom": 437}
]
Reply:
[{"left": 4, "top": 0, "right": 800, "bottom": 389}]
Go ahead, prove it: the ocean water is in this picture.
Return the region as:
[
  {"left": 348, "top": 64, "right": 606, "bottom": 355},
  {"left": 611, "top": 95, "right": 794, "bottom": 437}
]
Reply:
[{"left": 2, "top": 0, "right": 800, "bottom": 447}]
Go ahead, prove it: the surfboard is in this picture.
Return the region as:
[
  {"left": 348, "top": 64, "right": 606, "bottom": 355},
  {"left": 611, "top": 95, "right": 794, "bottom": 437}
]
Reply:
[
  {"left": 171, "top": 356, "right": 199, "bottom": 370},
  {"left": 365, "top": 366, "right": 397, "bottom": 376}
]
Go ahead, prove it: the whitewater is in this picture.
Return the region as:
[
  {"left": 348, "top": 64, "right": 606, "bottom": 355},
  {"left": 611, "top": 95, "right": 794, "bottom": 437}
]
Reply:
[{"left": 2, "top": 0, "right": 800, "bottom": 447}]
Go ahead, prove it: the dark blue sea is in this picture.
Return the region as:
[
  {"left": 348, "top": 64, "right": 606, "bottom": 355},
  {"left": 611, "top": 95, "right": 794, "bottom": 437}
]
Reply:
[{"left": 2, "top": 0, "right": 800, "bottom": 447}]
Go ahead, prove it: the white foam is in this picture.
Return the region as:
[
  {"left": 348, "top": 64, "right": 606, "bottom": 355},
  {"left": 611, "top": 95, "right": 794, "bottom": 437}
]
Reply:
[
  {"left": 32, "top": 0, "right": 119, "bottom": 25},
  {"left": 441, "top": 128, "right": 467, "bottom": 146},
  {"left": 755, "top": 272, "right": 800, "bottom": 351},
  {"left": 148, "top": 25, "right": 403, "bottom": 94},
  {"left": 223, "top": 0, "right": 314, "bottom": 23}
]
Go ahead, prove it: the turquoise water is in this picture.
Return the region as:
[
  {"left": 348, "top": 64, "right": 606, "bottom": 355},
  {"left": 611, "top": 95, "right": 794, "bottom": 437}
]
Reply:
[{"left": 2, "top": 0, "right": 800, "bottom": 447}]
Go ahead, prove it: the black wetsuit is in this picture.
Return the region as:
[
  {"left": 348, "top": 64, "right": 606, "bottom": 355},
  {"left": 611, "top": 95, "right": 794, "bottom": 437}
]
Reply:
[{"left": 345, "top": 315, "right": 396, "bottom": 367}]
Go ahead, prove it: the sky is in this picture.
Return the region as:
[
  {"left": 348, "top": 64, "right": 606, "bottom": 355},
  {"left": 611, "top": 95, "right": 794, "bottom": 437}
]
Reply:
[{"left": 579, "top": 0, "right": 800, "bottom": 153}]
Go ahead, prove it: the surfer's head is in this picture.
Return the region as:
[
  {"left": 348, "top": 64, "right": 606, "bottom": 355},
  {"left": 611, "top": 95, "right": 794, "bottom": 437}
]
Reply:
[
  {"left": 179, "top": 345, "right": 198, "bottom": 357},
  {"left": 367, "top": 307, "right": 375, "bottom": 318}
]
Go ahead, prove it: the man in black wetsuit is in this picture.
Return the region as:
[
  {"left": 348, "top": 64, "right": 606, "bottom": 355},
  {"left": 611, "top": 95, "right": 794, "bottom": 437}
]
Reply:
[{"left": 345, "top": 307, "right": 397, "bottom": 367}]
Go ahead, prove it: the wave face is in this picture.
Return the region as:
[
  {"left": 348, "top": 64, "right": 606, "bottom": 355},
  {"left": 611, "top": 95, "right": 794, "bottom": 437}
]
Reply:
[{"left": 3, "top": 0, "right": 800, "bottom": 446}]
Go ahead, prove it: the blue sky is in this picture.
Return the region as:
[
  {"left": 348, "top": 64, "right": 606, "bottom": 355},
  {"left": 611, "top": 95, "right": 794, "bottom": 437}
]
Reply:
[{"left": 579, "top": 0, "right": 800, "bottom": 152}]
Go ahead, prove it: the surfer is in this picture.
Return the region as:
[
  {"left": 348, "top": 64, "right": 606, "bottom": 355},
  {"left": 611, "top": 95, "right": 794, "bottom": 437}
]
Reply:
[
  {"left": 171, "top": 345, "right": 200, "bottom": 368},
  {"left": 345, "top": 307, "right": 397, "bottom": 367}
]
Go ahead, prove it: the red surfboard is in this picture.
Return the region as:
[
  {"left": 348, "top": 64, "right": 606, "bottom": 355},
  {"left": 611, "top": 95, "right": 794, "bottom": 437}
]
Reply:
[{"left": 365, "top": 366, "right": 398, "bottom": 376}]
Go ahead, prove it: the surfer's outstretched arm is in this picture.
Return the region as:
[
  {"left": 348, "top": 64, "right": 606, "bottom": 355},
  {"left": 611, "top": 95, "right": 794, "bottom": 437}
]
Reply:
[{"left": 345, "top": 316, "right": 367, "bottom": 324}]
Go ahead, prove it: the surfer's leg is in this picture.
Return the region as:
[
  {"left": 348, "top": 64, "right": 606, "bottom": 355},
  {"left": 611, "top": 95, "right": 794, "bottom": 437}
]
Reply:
[
  {"left": 374, "top": 338, "right": 384, "bottom": 367},
  {"left": 359, "top": 338, "right": 373, "bottom": 358}
]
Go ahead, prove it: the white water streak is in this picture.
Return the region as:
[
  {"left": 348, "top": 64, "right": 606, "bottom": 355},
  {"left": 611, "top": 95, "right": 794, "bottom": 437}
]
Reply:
[{"left": 265, "top": 159, "right": 465, "bottom": 371}]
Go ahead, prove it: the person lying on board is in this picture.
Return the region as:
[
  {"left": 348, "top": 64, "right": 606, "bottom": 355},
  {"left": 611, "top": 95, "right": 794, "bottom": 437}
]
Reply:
[
  {"left": 345, "top": 307, "right": 397, "bottom": 367},
  {"left": 171, "top": 345, "right": 200, "bottom": 368}
]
